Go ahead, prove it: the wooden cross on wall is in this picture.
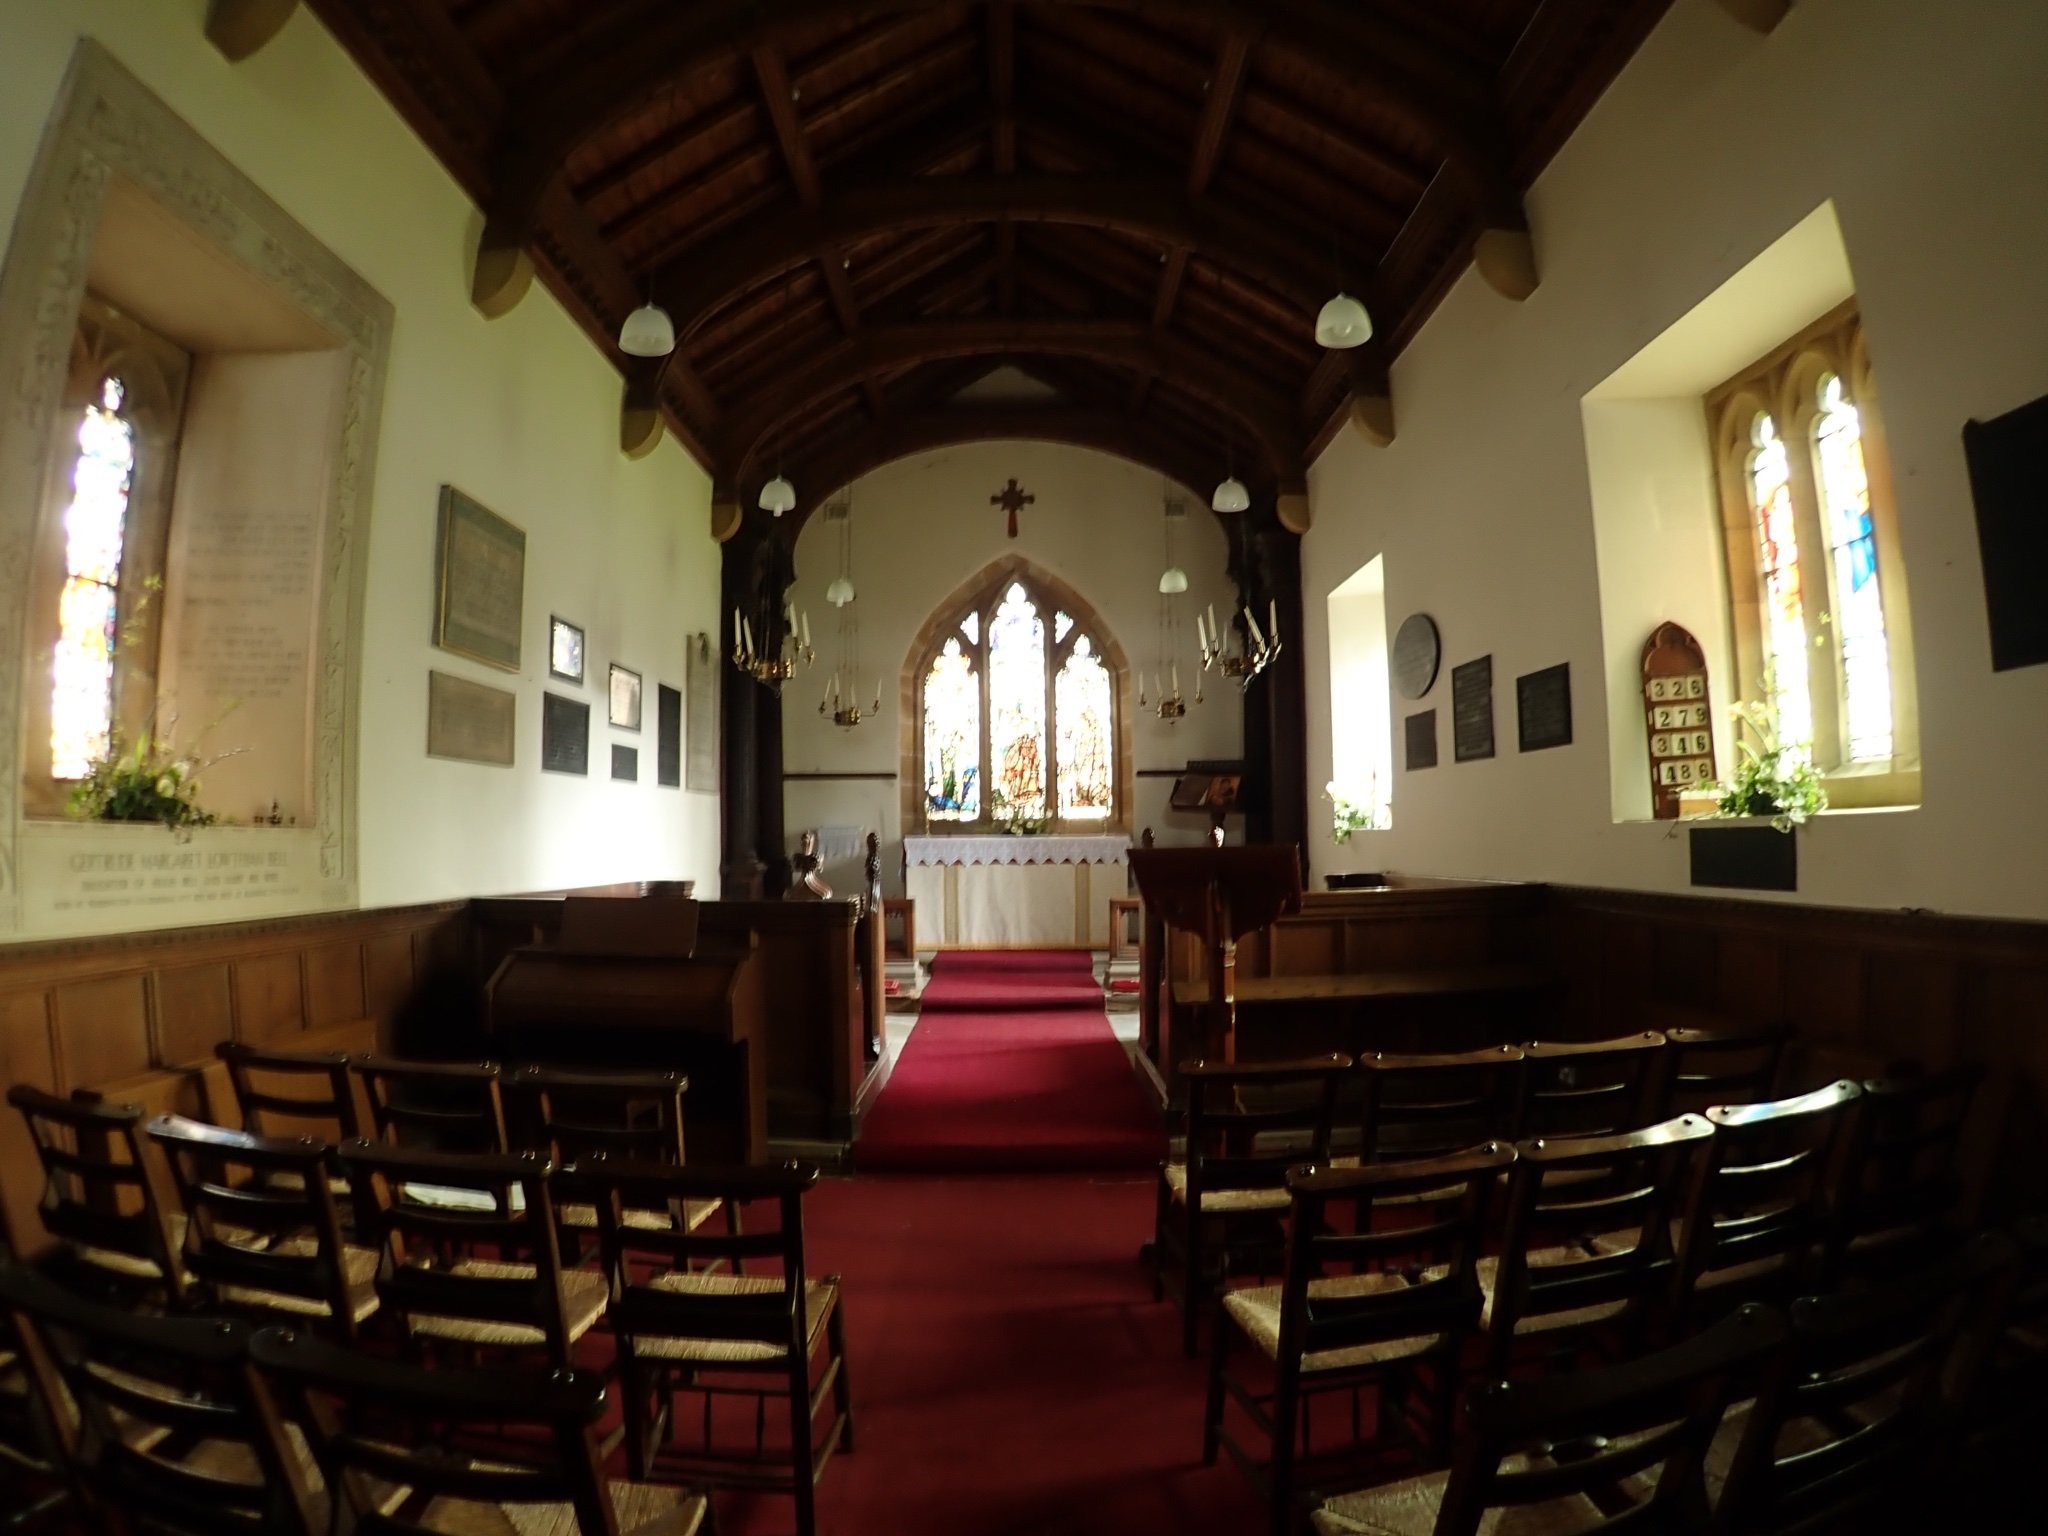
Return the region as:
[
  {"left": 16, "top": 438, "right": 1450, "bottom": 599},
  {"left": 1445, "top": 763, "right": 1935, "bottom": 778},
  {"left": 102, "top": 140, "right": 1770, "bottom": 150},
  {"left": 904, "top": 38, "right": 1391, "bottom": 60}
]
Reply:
[{"left": 991, "top": 478, "right": 1035, "bottom": 540}]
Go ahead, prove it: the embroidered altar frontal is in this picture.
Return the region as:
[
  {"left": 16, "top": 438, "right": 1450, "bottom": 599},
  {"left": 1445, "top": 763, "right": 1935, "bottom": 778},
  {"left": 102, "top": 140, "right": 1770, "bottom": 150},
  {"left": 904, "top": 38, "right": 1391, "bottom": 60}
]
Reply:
[{"left": 904, "top": 835, "right": 1129, "bottom": 949}]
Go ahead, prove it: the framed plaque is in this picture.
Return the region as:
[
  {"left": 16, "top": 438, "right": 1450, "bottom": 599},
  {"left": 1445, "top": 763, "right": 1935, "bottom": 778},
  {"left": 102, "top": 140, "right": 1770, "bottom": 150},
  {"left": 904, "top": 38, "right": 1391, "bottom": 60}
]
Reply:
[
  {"left": 426, "top": 671, "right": 515, "bottom": 766},
  {"left": 1641, "top": 622, "right": 1716, "bottom": 819},
  {"left": 1516, "top": 663, "right": 1573, "bottom": 752},
  {"left": 1404, "top": 710, "right": 1438, "bottom": 771},
  {"left": 433, "top": 487, "right": 525, "bottom": 671},
  {"left": 541, "top": 692, "right": 589, "bottom": 776},
  {"left": 609, "top": 663, "right": 643, "bottom": 730},
  {"left": 1392, "top": 613, "right": 1441, "bottom": 700},
  {"left": 549, "top": 616, "right": 584, "bottom": 684},
  {"left": 1451, "top": 655, "right": 1494, "bottom": 763},
  {"left": 611, "top": 744, "right": 638, "bottom": 782},
  {"left": 684, "top": 634, "right": 717, "bottom": 791},
  {"left": 657, "top": 682, "right": 683, "bottom": 789}
]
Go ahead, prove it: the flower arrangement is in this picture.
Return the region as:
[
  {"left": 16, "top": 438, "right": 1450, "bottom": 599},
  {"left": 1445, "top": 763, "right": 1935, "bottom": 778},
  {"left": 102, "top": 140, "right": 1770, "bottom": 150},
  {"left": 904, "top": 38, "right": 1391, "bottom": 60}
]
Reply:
[
  {"left": 1325, "top": 780, "right": 1383, "bottom": 844},
  {"left": 1709, "top": 702, "right": 1826, "bottom": 832},
  {"left": 67, "top": 713, "right": 245, "bottom": 836}
]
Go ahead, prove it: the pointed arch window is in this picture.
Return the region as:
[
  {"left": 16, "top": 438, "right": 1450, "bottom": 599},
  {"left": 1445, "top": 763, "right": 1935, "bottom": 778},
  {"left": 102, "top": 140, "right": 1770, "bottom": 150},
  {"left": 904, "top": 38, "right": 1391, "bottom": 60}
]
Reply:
[
  {"left": 916, "top": 575, "right": 1120, "bottom": 829},
  {"left": 1708, "top": 304, "right": 1917, "bottom": 804}
]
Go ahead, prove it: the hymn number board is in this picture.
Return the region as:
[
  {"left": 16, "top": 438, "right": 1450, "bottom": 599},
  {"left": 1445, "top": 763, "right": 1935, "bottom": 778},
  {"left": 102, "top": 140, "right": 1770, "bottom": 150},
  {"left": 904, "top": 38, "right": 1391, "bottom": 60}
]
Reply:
[{"left": 1641, "top": 622, "right": 1716, "bottom": 820}]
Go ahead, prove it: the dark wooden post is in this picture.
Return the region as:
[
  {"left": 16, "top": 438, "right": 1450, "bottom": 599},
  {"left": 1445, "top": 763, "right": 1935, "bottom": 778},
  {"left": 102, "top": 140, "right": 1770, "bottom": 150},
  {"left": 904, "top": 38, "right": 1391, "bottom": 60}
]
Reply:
[
  {"left": 1233, "top": 518, "right": 1308, "bottom": 871},
  {"left": 718, "top": 516, "right": 797, "bottom": 899}
]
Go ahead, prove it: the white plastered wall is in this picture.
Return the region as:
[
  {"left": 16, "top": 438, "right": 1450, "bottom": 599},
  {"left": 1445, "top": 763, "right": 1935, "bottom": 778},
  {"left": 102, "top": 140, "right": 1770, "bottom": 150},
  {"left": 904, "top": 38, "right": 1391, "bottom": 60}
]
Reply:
[
  {"left": 781, "top": 441, "right": 1245, "bottom": 897},
  {"left": 0, "top": 0, "right": 722, "bottom": 927},
  {"left": 1302, "top": 0, "right": 2048, "bottom": 921}
]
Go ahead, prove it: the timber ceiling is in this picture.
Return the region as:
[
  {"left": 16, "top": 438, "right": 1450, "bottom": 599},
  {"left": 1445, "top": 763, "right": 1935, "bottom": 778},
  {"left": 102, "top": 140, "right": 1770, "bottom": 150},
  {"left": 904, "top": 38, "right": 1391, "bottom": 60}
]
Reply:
[{"left": 300, "top": 0, "right": 1674, "bottom": 529}]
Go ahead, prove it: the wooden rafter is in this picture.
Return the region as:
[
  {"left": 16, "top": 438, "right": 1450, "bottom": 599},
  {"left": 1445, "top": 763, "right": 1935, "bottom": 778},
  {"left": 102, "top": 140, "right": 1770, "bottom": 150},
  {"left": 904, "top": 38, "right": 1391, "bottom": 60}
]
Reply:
[{"left": 716, "top": 318, "right": 1307, "bottom": 487}]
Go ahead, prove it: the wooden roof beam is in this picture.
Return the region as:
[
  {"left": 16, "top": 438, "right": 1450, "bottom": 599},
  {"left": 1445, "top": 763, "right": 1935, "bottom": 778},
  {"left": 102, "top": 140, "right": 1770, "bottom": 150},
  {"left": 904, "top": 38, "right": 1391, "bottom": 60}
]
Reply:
[{"left": 715, "top": 319, "right": 1307, "bottom": 489}]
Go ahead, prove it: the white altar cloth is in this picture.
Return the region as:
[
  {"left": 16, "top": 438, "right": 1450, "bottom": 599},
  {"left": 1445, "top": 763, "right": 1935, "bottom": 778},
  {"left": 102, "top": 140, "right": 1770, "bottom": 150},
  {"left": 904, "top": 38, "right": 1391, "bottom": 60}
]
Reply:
[
  {"left": 902, "top": 834, "right": 1129, "bottom": 868},
  {"left": 903, "top": 834, "right": 1130, "bottom": 947}
]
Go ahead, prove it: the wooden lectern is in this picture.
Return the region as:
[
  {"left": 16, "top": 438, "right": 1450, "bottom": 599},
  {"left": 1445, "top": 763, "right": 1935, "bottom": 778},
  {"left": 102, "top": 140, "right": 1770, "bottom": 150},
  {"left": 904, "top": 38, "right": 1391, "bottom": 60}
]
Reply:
[{"left": 1127, "top": 847, "right": 1302, "bottom": 1066}]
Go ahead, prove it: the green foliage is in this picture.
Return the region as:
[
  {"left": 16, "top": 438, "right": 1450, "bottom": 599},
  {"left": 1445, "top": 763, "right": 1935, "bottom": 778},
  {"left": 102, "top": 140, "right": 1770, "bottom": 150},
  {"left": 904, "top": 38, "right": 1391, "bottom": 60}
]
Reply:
[
  {"left": 1709, "top": 702, "right": 1826, "bottom": 832},
  {"left": 987, "top": 784, "right": 1047, "bottom": 836},
  {"left": 67, "top": 706, "right": 245, "bottom": 838},
  {"left": 1324, "top": 781, "right": 1381, "bottom": 844}
]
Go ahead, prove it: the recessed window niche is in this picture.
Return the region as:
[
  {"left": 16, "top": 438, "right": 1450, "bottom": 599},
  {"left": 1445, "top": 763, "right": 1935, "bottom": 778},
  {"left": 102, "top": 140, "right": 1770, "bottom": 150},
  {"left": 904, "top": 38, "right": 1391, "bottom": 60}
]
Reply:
[
  {"left": 0, "top": 43, "right": 391, "bottom": 938},
  {"left": 1582, "top": 202, "right": 1919, "bottom": 826},
  {"left": 1326, "top": 555, "right": 1393, "bottom": 833}
]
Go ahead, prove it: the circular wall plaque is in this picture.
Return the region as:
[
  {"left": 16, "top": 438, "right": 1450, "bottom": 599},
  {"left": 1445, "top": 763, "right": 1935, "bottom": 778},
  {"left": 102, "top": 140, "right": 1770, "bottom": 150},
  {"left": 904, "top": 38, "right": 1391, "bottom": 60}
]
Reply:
[{"left": 1392, "top": 613, "right": 1442, "bottom": 700}]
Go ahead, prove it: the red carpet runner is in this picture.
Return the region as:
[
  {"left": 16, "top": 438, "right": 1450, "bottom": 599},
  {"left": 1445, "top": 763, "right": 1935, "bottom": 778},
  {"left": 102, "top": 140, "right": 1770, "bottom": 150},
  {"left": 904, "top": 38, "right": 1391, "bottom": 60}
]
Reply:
[
  {"left": 722, "top": 1173, "right": 1265, "bottom": 1536},
  {"left": 855, "top": 951, "right": 1164, "bottom": 1172}
]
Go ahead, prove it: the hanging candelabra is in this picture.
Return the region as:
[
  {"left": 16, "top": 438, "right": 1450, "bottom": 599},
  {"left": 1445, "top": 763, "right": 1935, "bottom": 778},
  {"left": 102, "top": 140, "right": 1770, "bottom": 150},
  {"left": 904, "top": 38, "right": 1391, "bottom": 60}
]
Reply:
[
  {"left": 732, "top": 594, "right": 813, "bottom": 692},
  {"left": 1197, "top": 595, "right": 1281, "bottom": 687},
  {"left": 1139, "top": 490, "right": 1199, "bottom": 721},
  {"left": 817, "top": 497, "right": 879, "bottom": 728}
]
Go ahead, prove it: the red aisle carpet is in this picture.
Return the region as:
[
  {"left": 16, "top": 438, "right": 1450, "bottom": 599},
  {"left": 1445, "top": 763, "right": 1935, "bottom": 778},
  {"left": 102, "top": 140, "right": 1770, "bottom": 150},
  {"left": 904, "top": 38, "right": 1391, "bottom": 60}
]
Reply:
[
  {"left": 856, "top": 951, "right": 1164, "bottom": 1172},
  {"left": 722, "top": 1173, "right": 1265, "bottom": 1536}
]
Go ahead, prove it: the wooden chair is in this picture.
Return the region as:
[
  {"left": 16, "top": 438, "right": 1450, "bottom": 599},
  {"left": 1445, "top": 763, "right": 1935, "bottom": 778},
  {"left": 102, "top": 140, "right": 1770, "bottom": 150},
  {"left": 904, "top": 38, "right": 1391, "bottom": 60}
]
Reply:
[
  {"left": 1671, "top": 1080, "right": 1860, "bottom": 1327},
  {"left": 502, "top": 1066, "right": 724, "bottom": 1258},
  {"left": 1512, "top": 1032, "right": 1666, "bottom": 1142},
  {"left": 247, "top": 1322, "right": 711, "bottom": 1536},
  {"left": 1824, "top": 1063, "right": 1984, "bottom": 1286},
  {"left": 146, "top": 1115, "right": 379, "bottom": 1342},
  {"left": 352, "top": 1055, "right": 509, "bottom": 1154},
  {"left": 1356, "top": 1046, "right": 1525, "bottom": 1164},
  {"left": 579, "top": 1156, "right": 849, "bottom": 1536},
  {"left": 1155, "top": 1054, "right": 1352, "bottom": 1356},
  {"left": 214, "top": 1042, "right": 365, "bottom": 1143},
  {"left": 0, "top": 1302, "right": 67, "bottom": 1527},
  {"left": 6, "top": 1085, "right": 189, "bottom": 1305},
  {"left": 1653, "top": 1020, "right": 1790, "bottom": 1118},
  {"left": 1311, "top": 1303, "right": 1788, "bottom": 1536},
  {"left": 1206, "top": 1144, "right": 1516, "bottom": 1536},
  {"left": 0, "top": 1262, "right": 319, "bottom": 1535},
  {"left": 1480, "top": 1114, "right": 1714, "bottom": 1377},
  {"left": 1712, "top": 1230, "right": 2020, "bottom": 1534},
  {"left": 339, "top": 1141, "right": 607, "bottom": 1369}
]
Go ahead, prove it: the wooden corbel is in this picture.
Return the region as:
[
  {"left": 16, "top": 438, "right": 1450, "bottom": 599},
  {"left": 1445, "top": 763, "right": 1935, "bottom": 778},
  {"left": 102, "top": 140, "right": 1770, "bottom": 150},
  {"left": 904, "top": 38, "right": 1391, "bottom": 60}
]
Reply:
[{"left": 204, "top": 0, "right": 298, "bottom": 62}]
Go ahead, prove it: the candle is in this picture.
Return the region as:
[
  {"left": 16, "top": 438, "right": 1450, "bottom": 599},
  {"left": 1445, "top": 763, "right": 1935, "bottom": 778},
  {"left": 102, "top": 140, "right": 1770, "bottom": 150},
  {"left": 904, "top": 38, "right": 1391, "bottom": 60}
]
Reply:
[
  {"left": 1172, "top": 662, "right": 1180, "bottom": 694},
  {"left": 1196, "top": 611, "right": 1210, "bottom": 652},
  {"left": 1269, "top": 599, "right": 1279, "bottom": 644},
  {"left": 1207, "top": 603, "right": 1218, "bottom": 644},
  {"left": 831, "top": 672, "right": 841, "bottom": 699},
  {"left": 733, "top": 607, "right": 743, "bottom": 647},
  {"left": 802, "top": 612, "right": 812, "bottom": 648},
  {"left": 742, "top": 616, "right": 755, "bottom": 654},
  {"left": 1246, "top": 608, "right": 1266, "bottom": 649}
]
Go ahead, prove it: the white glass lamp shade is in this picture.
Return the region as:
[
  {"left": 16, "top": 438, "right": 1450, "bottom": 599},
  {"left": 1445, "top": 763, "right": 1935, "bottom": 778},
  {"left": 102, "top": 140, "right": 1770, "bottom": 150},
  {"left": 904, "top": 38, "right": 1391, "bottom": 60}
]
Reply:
[
  {"left": 1158, "top": 566, "right": 1189, "bottom": 595},
  {"left": 618, "top": 302, "right": 677, "bottom": 358},
  {"left": 758, "top": 474, "right": 797, "bottom": 515},
  {"left": 825, "top": 575, "right": 856, "bottom": 607},
  {"left": 1314, "top": 291, "right": 1374, "bottom": 350},
  {"left": 1211, "top": 476, "right": 1251, "bottom": 514}
]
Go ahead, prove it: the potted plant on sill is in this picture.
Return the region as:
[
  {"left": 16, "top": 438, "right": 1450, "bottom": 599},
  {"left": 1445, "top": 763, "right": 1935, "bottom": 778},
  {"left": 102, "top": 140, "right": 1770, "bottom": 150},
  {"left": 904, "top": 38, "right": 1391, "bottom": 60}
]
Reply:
[{"left": 1707, "top": 703, "right": 1825, "bottom": 833}]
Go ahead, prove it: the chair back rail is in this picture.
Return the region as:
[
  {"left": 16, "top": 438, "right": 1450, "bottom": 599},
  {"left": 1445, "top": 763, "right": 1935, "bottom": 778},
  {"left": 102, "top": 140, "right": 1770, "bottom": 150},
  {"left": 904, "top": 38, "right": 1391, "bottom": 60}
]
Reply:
[
  {"left": 1487, "top": 1114, "right": 1715, "bottom": 1373},
  {"left": 1675, "top": 1080, "right": 1861, "bottom": 1318},
  {"left": 0, "top": 1264, "right": 316, "bottom": 1536},
  {"left": 7, "top": 1085, "right": 188, "bottom": 1302},
  {"left": 215, "top": 1043, "right": 365, "bottom": 1144},
  {"left": 1357, "top": 1047, "right": 1525, "bottom": 1164},
  {"left": 1828, "top": 1064, "right": 1984, "bottom": 1283},
  {"left": 1716, "top": 1231, "right": 2020, "bottom": 1533},
  {"left": 1654, "top": 1020, "right": 1791, "bottom": 1118},
  {"left": 1179, "top": 1054, "right": 1351, "bottom": 1199},
  {"left": 502, "top": 1066, "right": 691, "bottom": 1165},
  {"left": 352, "top": 1057, "right": 509, "bottom": 1155},
  {"left": 1513, "top": 1032, "right": 1666, "bottom": 1141}
]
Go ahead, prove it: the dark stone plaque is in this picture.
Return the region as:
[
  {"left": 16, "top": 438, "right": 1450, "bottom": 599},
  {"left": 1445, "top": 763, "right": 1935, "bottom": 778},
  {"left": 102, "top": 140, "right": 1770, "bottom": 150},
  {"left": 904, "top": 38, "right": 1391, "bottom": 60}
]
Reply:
[
  {"left": 1516, "top": 663, "right": 1573, "bottom": 752},
  {"left": 1404, "top": 710, "right": 1438, "bottom": 771},
  {"left": 1963, "top": 391, "right": 2048, "bottom": 671},
  {"left": 1451, "top": 655, "right": 1494, "bottom": 763},
  {"left": 1690, "top": 824, "right": 1797, "bottom": 892},
  {"left": 1391, "top": 613, "right": 1441, "bottom": 700},
  {"left": 611, "top": 744, "right": 638, "bottom": 782},
  {"left": 541, "top": 692, "right": 589, "bottom": 775},
  {"left": 657, "top": 683, "right": 682, "bottom": 788}
]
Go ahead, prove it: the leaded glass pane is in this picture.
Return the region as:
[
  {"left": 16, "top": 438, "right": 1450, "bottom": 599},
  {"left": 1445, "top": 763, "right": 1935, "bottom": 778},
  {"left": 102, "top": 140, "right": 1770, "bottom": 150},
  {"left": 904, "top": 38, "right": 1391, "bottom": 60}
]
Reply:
[
  {"left": 987, "top": 583, "right": 1047, "bottom": 819},
  {"left": 1749, "top": 414, "right": 1813, "bottom": 757},
  {"left": 1054, "top": 610, "right": 1074, "bottom": 644},
  {"left": 922, "top": 638, "right": 979, "bottom": 819},
  {"left": 960, "top": 612, "right": 979, "bottom": 646},
  {"left": 1815, "top": 375, "right": 1893, "bottom": 762},
  {"left": 1056, "top": 635, "right": 1113, "bottom": 819},
  {"left": 51, "top": 377, "right": 135, "bottom": 778}
]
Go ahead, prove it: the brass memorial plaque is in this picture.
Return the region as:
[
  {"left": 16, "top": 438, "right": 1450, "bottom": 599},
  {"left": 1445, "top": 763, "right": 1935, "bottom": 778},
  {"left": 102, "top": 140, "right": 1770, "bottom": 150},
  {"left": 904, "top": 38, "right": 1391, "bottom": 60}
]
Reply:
[{"left": 426, "top": 670, "right": 516, "bottom": 766}]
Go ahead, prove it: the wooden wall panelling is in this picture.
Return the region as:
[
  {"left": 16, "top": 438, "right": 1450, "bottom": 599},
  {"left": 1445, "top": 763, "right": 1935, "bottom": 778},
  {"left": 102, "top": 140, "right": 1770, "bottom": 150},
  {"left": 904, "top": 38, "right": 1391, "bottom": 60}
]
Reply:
[
  {"left": 0, "top": 991, "right": 58, "bottom": 1252},
  {"left": 233, "top": 952, "right": 307, "bottom": 1043},
  {"left": 364, "top": 928, "right": 417, "bottom": 1020},
  {"left": 52, "top": 974, "right": 153, "bottom": 1086},
  {"left": 154, "top": 963, "right": 235, "bottom": 1067},
  {"left": 305, "top": 939, "right": 368, "bottom": 1027}
]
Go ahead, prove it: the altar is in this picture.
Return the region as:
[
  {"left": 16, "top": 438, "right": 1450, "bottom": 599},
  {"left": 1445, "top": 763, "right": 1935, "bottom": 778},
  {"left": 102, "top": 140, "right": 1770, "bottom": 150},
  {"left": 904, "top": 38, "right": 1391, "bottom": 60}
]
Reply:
[{"left": 903, "top": 834, "right": 1130, "bottom": 949}]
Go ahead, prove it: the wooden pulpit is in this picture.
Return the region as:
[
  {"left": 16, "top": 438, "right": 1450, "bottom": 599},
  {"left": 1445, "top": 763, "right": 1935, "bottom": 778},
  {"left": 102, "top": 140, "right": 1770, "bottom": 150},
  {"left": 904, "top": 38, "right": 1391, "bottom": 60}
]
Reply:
[{"left": 1127, "top": 846, "right": 1303, "bottom": 1065}]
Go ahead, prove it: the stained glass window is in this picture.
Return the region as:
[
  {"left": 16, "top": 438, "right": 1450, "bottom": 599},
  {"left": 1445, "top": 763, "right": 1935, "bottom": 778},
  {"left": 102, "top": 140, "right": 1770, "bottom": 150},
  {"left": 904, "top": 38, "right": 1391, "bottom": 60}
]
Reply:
[
  {"left": 987, "top": 583, "right": 1047, "bottom": 818},
  {"left": 1749, "top": 412, "right": 1813, "bottom": 758},
  {"left": 918, "top": 575, "right": 1118, "bottom": 827},
  {"left": 923, "top": 638, "right": 980, "bottom": 819},
  {"left": 1814, "top": 374, "right": 1893, "bottom": 762},
  {"left": 1055, "top": 636, "right": 1113, "bottom": 819},
  {"left": 51, "top": 376, "right": 135, "bottom": 779}
]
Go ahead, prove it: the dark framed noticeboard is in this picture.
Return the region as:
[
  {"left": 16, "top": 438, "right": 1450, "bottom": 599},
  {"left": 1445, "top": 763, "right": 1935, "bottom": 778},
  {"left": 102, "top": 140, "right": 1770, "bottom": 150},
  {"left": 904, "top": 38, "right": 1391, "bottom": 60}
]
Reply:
[
  {"left": 1516, "top": 663, "right": 1572, "bottom": 752},
  {"left": 1404, "top": 710, "right": 1438, "bottom": 771},
  {"left": 541, "top": 692, "right": 589, "bottom": 775},
  {"left": 1451, "top": 656, "right": 1494, "bottom": 763}
]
